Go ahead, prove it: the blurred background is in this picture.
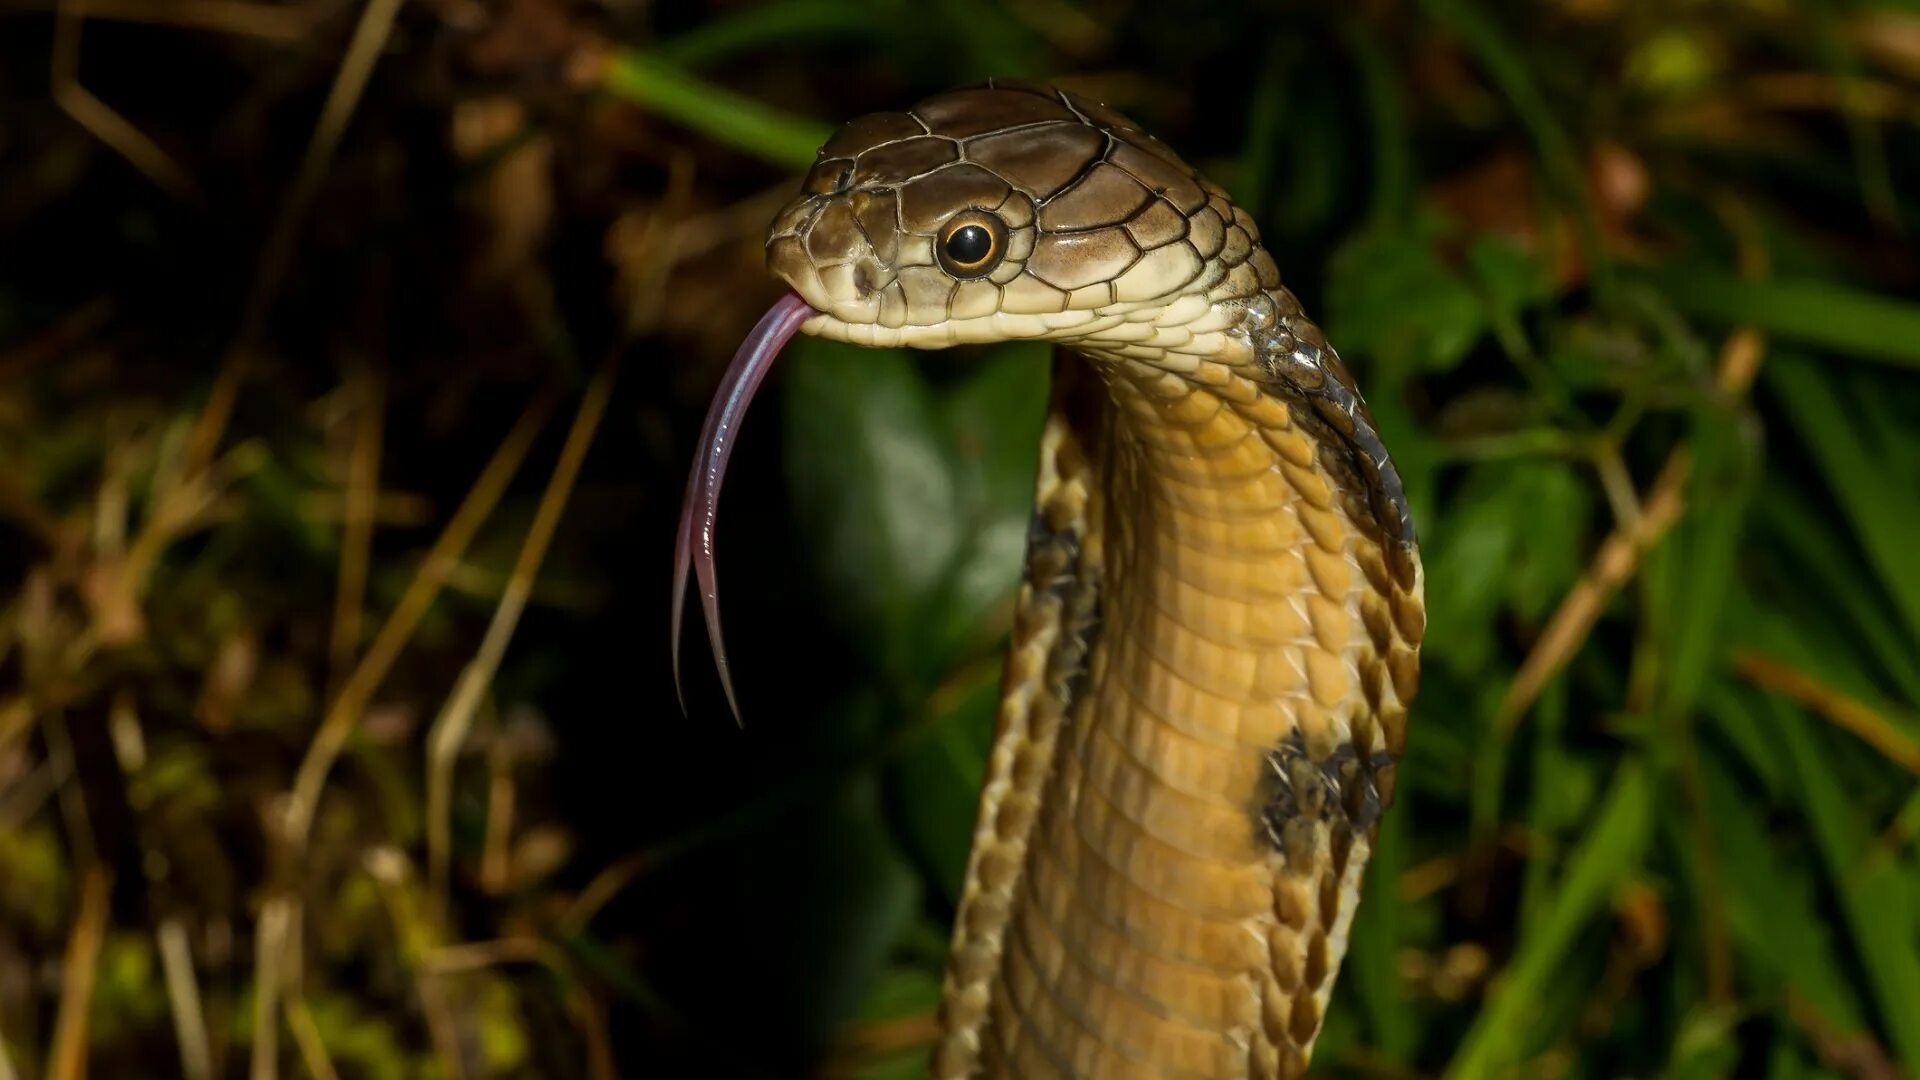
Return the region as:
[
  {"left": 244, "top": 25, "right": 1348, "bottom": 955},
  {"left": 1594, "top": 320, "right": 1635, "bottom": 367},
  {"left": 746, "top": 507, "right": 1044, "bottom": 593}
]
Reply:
[{"left": 2, "top": 0, "right": 1919, "bottom": 1076}]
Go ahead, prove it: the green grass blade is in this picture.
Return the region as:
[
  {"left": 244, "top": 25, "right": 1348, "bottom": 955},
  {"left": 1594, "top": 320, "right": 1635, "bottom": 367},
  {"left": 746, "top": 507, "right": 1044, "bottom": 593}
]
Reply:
[
  {"left": 1755, "top": 487, "right": 1920, "bottom": 707},
  {"left": 1634, "top": 271, "right": 1920, "bottom": 370},
  {"left": 1445, "top": 760, "right": 1654, "bottom": 1077},
  {"left": 600, "top": 50, "right": 832, "bottom": 170},
  {"left": 1699, "top": 746, "right": 1869, "bottom": 1039},
  {"left": 1764, "top": 354, "right": 1920, "bottom": 655},
  {"left": 1756, "top": 692, "right": 1920, "bottom": 1069},
  {"left": 654, "top": 0, "right": 881, "bottom": 68},
  {"left": 1656, "top": 408, "right": 1757, "bottom": 719}
]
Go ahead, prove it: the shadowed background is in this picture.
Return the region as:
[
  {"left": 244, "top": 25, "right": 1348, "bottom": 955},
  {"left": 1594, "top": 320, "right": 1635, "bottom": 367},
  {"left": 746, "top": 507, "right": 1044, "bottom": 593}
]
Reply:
[{"left": 2, "top": 0, "right": 1920, "bottom": 1076}]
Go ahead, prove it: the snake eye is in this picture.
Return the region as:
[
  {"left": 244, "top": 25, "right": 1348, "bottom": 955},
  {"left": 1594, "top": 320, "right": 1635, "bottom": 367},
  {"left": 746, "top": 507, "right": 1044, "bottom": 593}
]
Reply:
[{"left": 937, "top": 211, "right": 1006, "bottom": 278}]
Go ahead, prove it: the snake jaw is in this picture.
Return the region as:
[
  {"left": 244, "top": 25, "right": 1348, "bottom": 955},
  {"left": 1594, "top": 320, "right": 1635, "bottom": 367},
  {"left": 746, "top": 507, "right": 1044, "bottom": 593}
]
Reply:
[{"left": 671, "top": 291, "right": 816, "bottom": 722}]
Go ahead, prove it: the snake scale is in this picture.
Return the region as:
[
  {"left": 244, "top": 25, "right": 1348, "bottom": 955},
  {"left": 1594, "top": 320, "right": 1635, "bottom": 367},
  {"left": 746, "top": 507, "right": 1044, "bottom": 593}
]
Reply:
[{"left": 675, "top": 80, "right": 1424, "bottom": 1078}]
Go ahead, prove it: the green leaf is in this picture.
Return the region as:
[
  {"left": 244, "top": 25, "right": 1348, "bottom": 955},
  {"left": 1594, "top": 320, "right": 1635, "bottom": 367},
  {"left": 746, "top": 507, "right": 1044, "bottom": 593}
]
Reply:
[
  {"left": 769, "top": 766, "right": 925, "bottom": 1050},
  {"left": 855, "top": 962, "right": 943, "bottom": 1024},
  {"left": 1466, "top": 235, "right": 1554, "bottom": 328},
  {"left": 785, "top": 340, "right": 963, "bottom": 677},
  {"left": 1423, "top": 459, "right": 1589, "bottom": 675},
  {"left": 919, "top": 345, "right": 1049, "bottom": 669},
  {"left": 888, "top": 662, "right": 999, "bottom": 904},
  {"left": 1327, "top": 217, "right": 1488, "bottom": 375}
]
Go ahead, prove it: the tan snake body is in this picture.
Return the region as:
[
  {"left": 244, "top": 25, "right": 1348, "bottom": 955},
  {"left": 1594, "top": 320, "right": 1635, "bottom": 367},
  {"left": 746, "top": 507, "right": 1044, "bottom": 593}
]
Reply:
[{"left": 676, "top": 79, "right": 1424, "bottom": 1079}]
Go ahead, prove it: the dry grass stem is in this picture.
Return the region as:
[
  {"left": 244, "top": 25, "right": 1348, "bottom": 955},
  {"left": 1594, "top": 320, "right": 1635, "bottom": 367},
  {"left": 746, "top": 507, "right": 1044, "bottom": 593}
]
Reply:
[
  {"left": 1498, "top": 328, "right": 1767, "bottom": 730},
  {"left": 427, "top": 355, "right": 620, "bottom": 916},
  {"left": 284, "top": 996, "right": 341, "bottom": 1080},
  {"left": 158, "top": 918, "right": 214, "bottom": 1080},
  {"left": 51, "top": 3, "right": 200, "bottom": 201},
  {"left": 252, "top": 391, "right": 550, "bottom": 1076},
  {"left": 184, "top": 0, "right": 408, "bottom": 477},
  {"left": 330, "top": 366, "right": 384, "bottom": 688},
  {"left": 1732, "top": 649, "right": 1920, "bottom": 776},
  {"left": 47, "top": 867, "right": 112, "bottom": 1080}
]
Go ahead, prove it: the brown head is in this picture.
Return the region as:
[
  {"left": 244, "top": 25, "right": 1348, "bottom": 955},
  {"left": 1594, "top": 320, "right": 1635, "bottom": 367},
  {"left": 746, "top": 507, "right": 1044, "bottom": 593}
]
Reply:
[
  {"left": 674, "top": 81, "right": 1402, "bottom": 718},
  {"left": 763, "top": 79, "right": 1283, "bottom": 357}
]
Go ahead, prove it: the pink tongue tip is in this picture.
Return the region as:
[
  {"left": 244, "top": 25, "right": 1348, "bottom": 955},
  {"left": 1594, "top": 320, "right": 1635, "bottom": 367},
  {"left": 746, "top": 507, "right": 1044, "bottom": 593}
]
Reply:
[{"left": 672, "top": 292, "right": 815, "bottom": 723}]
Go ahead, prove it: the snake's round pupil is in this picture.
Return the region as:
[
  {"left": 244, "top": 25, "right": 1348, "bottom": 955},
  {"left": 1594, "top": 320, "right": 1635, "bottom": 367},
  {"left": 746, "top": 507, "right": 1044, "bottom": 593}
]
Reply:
[{"left": 946, "top": 224, "right": 993, "bottom": 266}]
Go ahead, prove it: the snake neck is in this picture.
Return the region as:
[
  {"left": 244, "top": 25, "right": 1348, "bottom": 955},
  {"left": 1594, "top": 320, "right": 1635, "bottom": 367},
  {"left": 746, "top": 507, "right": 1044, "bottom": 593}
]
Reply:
[{"left": 934, "top": 290, "right": 1422, "bottom": 1079}]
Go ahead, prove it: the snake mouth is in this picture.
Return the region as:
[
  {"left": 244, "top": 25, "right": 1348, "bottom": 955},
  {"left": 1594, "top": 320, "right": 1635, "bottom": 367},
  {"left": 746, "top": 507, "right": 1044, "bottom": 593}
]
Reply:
[{"left": 671, "top": 291, "right": 816, "bottom": 720}]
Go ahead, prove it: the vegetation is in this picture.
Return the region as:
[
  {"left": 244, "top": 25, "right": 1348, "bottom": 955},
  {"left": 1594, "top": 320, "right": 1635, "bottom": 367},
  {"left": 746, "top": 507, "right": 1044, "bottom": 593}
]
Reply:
[{"left": 2, "top": 0, "right": 1919, "bottom": 1076}]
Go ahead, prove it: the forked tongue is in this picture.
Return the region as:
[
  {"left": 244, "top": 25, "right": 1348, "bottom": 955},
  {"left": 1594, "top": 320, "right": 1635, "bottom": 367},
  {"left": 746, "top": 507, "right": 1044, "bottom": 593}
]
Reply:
[{"left": 673, "top": 291, "right": 815, "bottom": 722}]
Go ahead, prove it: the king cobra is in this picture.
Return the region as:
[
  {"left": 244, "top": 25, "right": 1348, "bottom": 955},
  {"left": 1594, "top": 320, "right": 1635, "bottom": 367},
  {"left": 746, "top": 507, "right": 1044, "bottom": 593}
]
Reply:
[{"left": 674, "top": 80, "right": 1424, "bottom": 1078}]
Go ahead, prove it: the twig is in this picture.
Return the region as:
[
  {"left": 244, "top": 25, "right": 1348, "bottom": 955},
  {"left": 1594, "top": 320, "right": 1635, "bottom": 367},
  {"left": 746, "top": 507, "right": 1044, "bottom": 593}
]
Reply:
[
  {"left": 1396, "top": 827, "right": 1536, "bottom": 903},
  {"left": 1497, "top": 328, "right": 1767, "bottom": 730},
  {"left": 0, "top": 296, "right": 112, "bottom": 384},
  {"left": 47, "top": 867, "right": 112, "bottom": 1080},
  {"left": 51, "top": 2, "right": 200, "bottom": 201},
  {"left": 558, "top": 849, "right": 657, "bottom": 935},
  {"left": 1788, "top": 991, "right": 1901, "bottom": 1080}
]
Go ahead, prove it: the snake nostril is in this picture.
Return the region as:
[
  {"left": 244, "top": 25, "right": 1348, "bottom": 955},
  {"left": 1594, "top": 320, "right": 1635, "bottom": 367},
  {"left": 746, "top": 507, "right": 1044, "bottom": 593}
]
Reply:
[{"left": 853, "top": 262, "right": 879, "bottom": 296}]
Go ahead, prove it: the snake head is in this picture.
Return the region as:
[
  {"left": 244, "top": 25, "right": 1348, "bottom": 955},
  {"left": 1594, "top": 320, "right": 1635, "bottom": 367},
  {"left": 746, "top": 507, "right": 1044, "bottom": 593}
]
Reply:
[
  {"left": 678, "top": 81, "right": 1295, "bottom": 720},
  {"left": 765, "top": 80, "right": 1281, "bottom": 356}
]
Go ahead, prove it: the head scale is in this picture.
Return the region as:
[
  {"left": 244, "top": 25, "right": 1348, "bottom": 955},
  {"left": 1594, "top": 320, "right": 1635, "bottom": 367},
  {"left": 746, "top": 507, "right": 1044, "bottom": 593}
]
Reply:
[
  {"left": 765, "top": 80, "right": 1283, "bottom": 354},
  {"left": 677, "top": 82, "right": 1299, "bottom": 719}
]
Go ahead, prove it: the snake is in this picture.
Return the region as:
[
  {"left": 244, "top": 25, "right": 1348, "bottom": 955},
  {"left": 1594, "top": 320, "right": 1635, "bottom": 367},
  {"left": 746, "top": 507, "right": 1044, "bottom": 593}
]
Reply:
[{"left": 673, "top": 80, "right": 1424, "bottom": 1078}]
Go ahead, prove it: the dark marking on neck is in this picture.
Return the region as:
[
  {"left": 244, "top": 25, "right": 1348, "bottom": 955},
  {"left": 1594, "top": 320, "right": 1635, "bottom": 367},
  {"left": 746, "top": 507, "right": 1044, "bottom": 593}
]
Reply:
[
  {"left": 1026, "top": 507, "right": 1103, "bottom": 712},
  {"left": 1233, "top": 289, "right": 1418, "bottom": 549},
  {"left": 1256, "top": 728, "right": 1397, "bottom": 857}
]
